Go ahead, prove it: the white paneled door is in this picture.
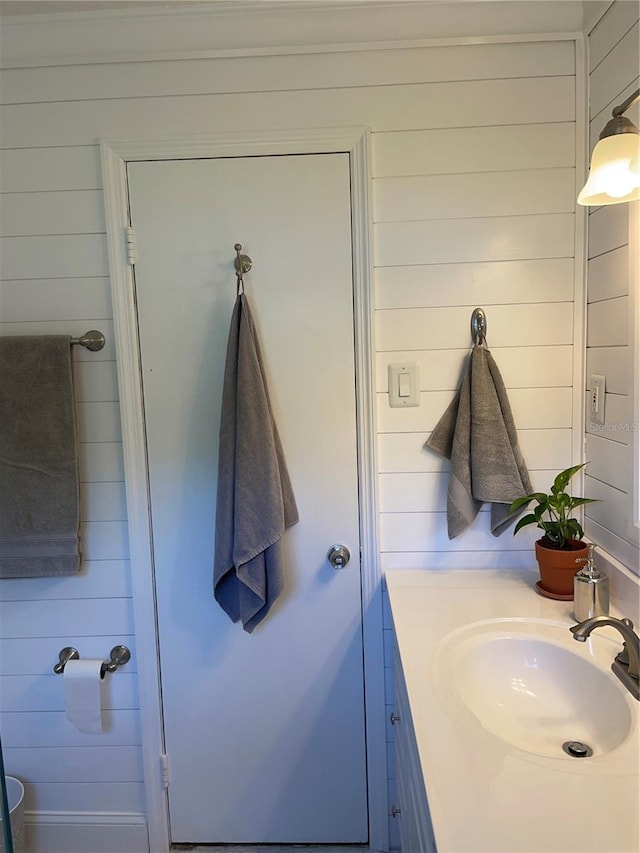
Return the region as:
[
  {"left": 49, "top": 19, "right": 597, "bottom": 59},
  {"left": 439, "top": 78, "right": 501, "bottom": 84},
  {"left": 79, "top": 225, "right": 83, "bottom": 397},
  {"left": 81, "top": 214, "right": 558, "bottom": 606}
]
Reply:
[{"left": 126, "top": 154, "right": 368, "bottom": 844}]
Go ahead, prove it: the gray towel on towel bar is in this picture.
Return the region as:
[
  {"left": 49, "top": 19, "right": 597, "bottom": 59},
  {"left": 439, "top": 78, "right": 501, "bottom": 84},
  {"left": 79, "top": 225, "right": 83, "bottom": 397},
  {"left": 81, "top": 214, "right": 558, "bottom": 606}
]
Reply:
[
  {"left": 425, "top": 344, "right": 533, "bottom": 539},
  {"left": 213, "top": 294, "right": 298, "bottom": 633},
  {"left": 0, "top": 335, "right": 81, "bottom": 577}
]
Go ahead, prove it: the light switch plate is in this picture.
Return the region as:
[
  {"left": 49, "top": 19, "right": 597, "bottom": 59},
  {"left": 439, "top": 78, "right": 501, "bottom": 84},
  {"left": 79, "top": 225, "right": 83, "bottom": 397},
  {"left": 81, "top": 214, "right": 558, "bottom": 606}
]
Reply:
[
  {"left": 388, "top": 362, "right": 420, "bottom": 408},
  {"left": 590, "top": 373, "right": 606, "bottom": 426}
]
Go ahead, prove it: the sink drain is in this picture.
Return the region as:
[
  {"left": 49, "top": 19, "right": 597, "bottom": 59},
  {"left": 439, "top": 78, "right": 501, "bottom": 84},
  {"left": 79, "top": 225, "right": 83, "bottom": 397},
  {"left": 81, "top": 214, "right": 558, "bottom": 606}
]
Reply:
[{"left": 562, "top": 740, "right": 593, "bottom": 758}]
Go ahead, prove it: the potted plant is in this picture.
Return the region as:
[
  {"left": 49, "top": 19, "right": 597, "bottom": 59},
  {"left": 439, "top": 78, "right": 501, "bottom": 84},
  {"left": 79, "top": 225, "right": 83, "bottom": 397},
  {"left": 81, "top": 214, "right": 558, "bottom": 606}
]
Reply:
[{"left": 509, "top": 463, "right": 597, "bottom": 598}]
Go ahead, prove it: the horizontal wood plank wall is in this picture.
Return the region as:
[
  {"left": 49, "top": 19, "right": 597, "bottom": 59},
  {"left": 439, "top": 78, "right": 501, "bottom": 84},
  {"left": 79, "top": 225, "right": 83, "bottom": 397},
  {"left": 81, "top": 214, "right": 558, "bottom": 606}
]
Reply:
[
  {"left": 584, "top": 0, "right": 640, "bottom": 572},
  {"left": 373, "top": 48, "right": 578, "bottom": 576},
  {"left": 0, "top": 30, "right": 578, "bottom": 852}
]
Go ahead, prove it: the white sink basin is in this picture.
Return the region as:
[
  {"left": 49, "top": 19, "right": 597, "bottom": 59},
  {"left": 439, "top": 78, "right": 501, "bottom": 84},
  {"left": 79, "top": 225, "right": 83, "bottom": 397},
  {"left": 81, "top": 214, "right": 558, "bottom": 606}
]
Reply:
[{"left": 435, "top": 619, "right": 634, "bottom": 759}]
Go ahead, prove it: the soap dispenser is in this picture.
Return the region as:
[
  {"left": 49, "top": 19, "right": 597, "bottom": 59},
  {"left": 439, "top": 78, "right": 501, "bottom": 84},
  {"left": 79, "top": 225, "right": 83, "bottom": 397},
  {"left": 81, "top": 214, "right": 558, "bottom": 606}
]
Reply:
[{"left": 573, "top": 544, "right": 609, "bottom": 622}]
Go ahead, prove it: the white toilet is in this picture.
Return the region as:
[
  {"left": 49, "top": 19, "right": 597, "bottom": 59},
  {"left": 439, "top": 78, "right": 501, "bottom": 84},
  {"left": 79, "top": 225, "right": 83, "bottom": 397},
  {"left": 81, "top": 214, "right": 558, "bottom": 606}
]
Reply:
[{"left": 0, "top": 776, "right": 25, "bottom": 853}]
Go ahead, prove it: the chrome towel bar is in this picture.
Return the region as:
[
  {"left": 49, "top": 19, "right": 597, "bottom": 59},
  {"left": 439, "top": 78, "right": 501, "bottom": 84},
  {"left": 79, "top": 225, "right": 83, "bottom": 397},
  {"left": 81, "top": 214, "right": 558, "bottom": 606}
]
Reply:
[{"left": 53, "top": 645, "right": 130, "bottom": 677}]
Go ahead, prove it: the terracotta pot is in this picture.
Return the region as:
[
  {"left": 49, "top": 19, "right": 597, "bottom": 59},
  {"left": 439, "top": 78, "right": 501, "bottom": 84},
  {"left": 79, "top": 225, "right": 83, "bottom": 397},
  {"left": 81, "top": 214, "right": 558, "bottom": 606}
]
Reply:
[{"left": 535, "top": 538, "right": 589, "bottom": 597}]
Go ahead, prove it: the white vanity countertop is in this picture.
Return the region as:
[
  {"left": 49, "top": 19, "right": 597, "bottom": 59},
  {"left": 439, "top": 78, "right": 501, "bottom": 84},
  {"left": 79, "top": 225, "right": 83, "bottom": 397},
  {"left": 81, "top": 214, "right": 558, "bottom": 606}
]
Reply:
[{"left": 385, "top": 569, "right": 639, "bottom": 853}]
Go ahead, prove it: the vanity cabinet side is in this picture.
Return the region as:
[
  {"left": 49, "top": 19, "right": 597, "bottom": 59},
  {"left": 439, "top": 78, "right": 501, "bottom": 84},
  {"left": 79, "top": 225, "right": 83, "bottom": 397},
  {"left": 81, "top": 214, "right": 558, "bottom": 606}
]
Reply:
[{"left": 392, "top": 635, "right": 437, "bottom": 853}]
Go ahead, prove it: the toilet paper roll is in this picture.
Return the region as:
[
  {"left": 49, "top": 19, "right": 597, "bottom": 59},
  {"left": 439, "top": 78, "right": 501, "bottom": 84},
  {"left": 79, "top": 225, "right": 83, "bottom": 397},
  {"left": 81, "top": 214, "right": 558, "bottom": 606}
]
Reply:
[{"left": 63, "top": 659, "right": 105, "bottom": 734}]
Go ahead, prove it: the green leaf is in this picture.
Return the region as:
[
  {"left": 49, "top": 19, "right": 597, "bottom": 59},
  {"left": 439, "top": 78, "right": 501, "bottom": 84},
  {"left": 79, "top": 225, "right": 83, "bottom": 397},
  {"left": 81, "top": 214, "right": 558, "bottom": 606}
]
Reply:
[
  {"left": 513, "top": 513, "right": 538, "bottom": 535},
  {"left": 530, "top": 492, "right": 549, "bottom": 504},
  {"left": 509, "top": 492, "right": 549, "bottom": 512},
  {"left": 547, "top": 495, "right": 563, "bottom": 514},
  {"left": 545, "top": 526, "right": 562, "bottom": 545},
  {"left": 533, "top": 504, "right": 547, "bottom": 522},
  {"left": 552, "top": 463, "right": 586, "bottom": 494},
  {"left": 509, "top": 495, "right": 533, "bottom": 512},
  {"left": 568, "top": 497, "right": 599, "bottom": 508},
  {"left": 564, "top": 519, "right": 584, "bottom": 542}
]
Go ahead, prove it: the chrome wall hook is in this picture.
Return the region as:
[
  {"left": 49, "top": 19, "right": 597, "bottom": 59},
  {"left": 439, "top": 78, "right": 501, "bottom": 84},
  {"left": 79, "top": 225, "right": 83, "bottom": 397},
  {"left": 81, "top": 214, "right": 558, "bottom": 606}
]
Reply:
[
  {"left": 234, "top": 243, "right": 252, "bottom": 293},
  {"left": 471, "top": 307, "right": 487, "bottom": 346}
]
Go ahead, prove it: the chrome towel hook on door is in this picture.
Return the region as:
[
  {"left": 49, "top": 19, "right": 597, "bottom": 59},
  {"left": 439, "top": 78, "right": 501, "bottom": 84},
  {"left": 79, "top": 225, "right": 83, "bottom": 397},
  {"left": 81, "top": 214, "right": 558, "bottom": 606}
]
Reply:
[{"left": 234, "top": 243, "right": 252, "bottom": 293}]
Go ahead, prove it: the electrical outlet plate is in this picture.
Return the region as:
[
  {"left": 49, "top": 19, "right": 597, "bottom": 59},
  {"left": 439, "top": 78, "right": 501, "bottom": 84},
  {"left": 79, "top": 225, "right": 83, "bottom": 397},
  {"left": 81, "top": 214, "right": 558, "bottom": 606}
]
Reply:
[{"left": 590, "top": 374, "right": 606, "bottom": 426}]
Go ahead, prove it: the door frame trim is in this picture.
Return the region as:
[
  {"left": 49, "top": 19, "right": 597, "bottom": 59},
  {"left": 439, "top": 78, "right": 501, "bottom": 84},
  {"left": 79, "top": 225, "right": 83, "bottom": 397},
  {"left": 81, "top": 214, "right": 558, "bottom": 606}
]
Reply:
[{"left": 100, "top": 127, "right": 387, "bottom": 852}]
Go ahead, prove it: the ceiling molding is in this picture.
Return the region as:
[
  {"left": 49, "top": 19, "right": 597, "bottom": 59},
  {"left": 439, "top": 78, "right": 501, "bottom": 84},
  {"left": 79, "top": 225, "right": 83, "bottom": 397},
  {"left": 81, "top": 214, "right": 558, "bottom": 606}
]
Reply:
[
  {"left": 0, "top": 0, "right": 446, "bottom": 22},
  {"left": 0, "top": 0, "right": 584, "bottom": 69}
]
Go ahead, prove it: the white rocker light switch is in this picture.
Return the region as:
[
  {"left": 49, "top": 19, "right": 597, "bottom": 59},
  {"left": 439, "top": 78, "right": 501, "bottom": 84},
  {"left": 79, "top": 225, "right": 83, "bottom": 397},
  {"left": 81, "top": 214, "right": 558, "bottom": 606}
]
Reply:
[{"left": 388, "top": 362, "right": 420, "bottom": 407}]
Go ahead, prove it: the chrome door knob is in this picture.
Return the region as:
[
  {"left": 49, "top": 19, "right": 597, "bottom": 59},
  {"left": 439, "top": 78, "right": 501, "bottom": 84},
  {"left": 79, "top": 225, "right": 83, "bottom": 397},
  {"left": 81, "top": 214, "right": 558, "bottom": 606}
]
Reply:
[{"left": 327, "top": 544, "right": 351, "bottom": 569}]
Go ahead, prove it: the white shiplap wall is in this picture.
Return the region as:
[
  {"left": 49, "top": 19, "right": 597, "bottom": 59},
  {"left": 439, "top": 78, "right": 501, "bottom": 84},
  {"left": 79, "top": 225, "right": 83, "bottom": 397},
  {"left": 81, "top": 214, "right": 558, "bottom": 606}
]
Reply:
[
  {"left": 584, "top": 0, "right": 640, "bottom": 573},
  {"left": 0, "top": 6, "right": 582, "bottom": 851},
  {"left": 372, "top": 40, "right": 580, "bottom": 838}
]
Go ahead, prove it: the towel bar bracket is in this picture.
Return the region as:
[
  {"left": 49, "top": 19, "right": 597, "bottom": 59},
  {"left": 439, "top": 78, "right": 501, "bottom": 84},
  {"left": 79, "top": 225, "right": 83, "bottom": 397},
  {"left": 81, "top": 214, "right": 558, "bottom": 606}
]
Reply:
[{"left": 70, "top": 330, "right": 105, "bottom": 352}]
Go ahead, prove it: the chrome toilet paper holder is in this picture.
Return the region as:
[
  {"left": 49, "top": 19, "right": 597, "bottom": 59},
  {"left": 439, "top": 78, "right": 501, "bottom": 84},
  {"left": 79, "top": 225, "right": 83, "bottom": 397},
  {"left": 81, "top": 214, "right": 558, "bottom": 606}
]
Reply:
[{"left": 53, "top": 645, "right": 131, "bottom": 677}]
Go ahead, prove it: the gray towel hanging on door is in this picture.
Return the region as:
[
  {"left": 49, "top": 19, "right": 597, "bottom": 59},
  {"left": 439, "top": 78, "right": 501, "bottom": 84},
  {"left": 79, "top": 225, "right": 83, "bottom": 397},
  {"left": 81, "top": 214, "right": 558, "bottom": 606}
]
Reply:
[{"left": 213, "top": 294, "right": 298, "bottom": 633}]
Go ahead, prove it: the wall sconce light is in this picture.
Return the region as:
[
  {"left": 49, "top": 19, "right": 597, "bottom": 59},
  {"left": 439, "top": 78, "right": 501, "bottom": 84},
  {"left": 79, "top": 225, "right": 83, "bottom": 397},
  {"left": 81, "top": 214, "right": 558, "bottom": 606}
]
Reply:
[{"left": 578, "top": 87, "right": 640, "bottom": 206}]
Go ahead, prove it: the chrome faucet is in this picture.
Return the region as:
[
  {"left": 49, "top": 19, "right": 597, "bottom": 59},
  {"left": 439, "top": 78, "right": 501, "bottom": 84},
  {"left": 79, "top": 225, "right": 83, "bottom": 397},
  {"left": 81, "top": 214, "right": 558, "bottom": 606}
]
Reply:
[{"left": 570, "top": 616, "right": 639, "bottom": 701}]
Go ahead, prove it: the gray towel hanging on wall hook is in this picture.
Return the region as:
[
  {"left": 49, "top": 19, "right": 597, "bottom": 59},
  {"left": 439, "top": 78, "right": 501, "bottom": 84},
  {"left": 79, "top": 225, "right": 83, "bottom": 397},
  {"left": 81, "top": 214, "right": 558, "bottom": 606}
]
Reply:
[{"left": 425, "top": 309, "right": 533, "bottom": 539}]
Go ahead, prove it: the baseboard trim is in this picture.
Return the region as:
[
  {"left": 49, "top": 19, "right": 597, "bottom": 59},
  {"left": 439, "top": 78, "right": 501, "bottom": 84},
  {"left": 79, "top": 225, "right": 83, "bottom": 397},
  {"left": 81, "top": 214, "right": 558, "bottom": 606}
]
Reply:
[{"left": 25, "top": 811, "right": 148, "bottom": 853}]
